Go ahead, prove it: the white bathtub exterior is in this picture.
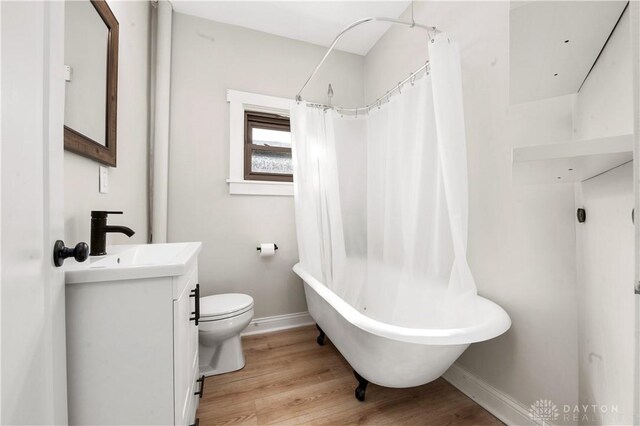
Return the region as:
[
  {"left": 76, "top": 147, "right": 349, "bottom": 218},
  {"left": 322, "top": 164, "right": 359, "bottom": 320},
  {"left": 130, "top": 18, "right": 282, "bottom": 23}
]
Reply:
[{"left": 294, "top": 263, "right": 511, "bottom": 388}]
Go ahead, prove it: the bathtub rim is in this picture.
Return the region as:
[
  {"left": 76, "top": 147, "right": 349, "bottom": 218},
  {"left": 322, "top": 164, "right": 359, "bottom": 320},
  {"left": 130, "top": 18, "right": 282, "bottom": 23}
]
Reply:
[{"left": 294, "top": 262, "right": 511, "bottom": 345}]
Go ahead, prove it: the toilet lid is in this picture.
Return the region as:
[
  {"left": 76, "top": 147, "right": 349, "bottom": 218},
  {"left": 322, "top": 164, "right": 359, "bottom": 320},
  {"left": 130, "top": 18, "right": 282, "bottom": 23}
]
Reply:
[{"left": 200, "top": 293, "right": 254, "bottom": 319}]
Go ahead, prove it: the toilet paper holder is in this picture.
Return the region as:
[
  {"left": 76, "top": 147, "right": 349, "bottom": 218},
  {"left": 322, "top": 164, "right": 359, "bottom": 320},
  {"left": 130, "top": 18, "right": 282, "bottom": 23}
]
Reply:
[{"left": 256, "top": 244, "right": 279, "bottom": 252}]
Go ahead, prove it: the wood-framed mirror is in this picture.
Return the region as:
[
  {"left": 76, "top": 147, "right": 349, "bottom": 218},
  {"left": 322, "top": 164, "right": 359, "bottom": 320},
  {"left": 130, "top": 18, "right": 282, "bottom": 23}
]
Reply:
[{"left": 64, "top": 0, "right": 119, "bottom": 167}]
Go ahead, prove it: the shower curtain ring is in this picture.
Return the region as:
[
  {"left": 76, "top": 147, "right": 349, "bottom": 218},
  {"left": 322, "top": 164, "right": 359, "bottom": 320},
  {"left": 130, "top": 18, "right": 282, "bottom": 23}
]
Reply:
[
  {"left": 410, "top": 74, "right": 416, "bottom": 86},
  {"left": 398, "top": 82, "right": 403, "bottom": 94}
]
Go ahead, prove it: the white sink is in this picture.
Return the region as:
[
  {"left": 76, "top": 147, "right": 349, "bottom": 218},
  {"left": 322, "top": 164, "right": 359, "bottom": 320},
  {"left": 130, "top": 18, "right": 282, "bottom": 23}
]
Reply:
[{"left": 64, "top": 242, "right": 202, "bottom": 284}]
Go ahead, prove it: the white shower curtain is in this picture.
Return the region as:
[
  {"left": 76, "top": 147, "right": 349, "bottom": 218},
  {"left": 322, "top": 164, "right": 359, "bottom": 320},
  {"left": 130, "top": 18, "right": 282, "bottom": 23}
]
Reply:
[{"left": 292, "top": 33, "right": 476, "bottom": 327}]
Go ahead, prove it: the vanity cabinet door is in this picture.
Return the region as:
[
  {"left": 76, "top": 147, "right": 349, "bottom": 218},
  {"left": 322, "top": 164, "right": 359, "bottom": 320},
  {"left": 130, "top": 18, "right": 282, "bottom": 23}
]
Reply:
[{"left": 174, "top": 265, "right": 200, "bottom": 425}]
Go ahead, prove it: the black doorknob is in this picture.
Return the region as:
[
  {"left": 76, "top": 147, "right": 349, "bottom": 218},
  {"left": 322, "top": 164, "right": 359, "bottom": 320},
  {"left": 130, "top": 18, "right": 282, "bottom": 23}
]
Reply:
[{"left": 53, "top": 240, "right": 89, "bottom": 267}]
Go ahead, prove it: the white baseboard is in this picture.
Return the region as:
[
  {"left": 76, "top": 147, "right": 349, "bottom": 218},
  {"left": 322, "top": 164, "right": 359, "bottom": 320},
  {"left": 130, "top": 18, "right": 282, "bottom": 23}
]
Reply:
[
  {"left": 443, "top": 364, "right": 544, "bottom": 426},
  {"left": 242, "top": 311, "right": 314, "bottom": 336}
]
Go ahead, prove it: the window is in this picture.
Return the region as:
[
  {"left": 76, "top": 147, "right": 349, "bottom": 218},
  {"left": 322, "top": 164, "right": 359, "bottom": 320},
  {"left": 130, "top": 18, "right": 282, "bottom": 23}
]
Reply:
[
  {"left": 226, "top": 89, "right": 294, "bottom": 196},
  {"left": 244, "top": 112, "right": 292, "bottom": 182}
]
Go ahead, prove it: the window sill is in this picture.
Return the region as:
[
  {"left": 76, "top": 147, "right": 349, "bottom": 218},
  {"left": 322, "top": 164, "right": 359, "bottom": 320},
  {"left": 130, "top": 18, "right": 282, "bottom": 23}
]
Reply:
[{"left": 226, "top": 179, "right": 293, "bottom": 196}]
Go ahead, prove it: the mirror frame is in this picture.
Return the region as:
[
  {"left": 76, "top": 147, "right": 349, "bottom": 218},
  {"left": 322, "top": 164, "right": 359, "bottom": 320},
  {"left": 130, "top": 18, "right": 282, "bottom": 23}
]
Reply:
[{"left": 64, "top": 0, "right": 119, "bottom": 167}]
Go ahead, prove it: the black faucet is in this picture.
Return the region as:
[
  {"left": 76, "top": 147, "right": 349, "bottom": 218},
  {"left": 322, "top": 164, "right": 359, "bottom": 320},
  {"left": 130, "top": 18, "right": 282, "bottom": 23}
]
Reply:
[{"left": 90, "top": 211, "right": 135, "bottom": 256}]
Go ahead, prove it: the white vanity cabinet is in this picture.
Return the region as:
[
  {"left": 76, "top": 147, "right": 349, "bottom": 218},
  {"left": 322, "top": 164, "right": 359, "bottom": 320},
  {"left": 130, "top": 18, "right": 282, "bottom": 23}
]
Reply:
[
  {"left": 173, "top": 266, "right": 202, "bottom": 425},
  {"left": 65, "top": 243, "right": 203, "bottom": 425}
]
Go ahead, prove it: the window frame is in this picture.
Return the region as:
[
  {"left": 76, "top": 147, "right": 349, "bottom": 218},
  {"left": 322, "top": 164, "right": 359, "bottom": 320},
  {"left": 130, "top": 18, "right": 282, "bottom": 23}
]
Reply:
[
  {"left": 244, "top": 111, "right": 293, "bottom": 182},
  {"left": 226, "top": 89, "right": 294, "bottom": 196}
]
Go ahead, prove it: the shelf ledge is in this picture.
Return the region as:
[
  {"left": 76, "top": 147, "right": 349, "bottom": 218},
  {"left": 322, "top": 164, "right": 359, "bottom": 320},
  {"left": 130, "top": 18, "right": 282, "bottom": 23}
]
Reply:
[{"left": 512, "top": 134, "right": 633, "bottom": 184}]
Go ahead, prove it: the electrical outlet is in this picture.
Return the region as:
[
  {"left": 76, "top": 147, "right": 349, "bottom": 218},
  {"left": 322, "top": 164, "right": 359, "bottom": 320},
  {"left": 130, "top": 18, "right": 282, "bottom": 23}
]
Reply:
[
  {"left": 99, "top": 166, "right": 109, "bottom": 194},
  {"left": 64, "top": 65, "right": 72, "bottom": 82}
]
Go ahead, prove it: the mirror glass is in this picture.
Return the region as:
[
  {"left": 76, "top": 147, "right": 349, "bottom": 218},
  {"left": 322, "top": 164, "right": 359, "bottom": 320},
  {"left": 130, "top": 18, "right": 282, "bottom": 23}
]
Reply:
[{"left": 64, "top": 0, "right": 108, "bottom": 146}]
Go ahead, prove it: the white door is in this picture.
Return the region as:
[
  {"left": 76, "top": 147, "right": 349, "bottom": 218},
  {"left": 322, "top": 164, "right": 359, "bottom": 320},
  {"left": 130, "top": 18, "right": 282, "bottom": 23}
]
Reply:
[
  {"left": 576, "top": 165, "right": 636, "bottom": 425},
  {"left": 1, "top": 1, "right": 69, "bottom": 424}
]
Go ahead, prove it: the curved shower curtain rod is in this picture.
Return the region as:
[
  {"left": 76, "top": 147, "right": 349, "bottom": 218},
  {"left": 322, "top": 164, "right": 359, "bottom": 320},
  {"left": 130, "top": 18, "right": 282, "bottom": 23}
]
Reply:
[{"left": 295, "top": 16, "right": 439, "bottom": 108}]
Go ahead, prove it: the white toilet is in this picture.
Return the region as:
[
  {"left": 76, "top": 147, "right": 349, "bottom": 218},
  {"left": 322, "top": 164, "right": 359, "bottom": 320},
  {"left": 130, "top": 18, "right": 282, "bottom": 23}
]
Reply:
[{"left": 198, "top": 293, "right": 254, "bottom": 377}]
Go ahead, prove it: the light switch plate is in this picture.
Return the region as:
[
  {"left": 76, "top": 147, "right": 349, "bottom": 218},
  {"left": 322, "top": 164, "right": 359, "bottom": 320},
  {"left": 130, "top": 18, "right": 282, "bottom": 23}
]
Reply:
[{"left": 99, "top": 166, "right": 109, "bottom": 194}]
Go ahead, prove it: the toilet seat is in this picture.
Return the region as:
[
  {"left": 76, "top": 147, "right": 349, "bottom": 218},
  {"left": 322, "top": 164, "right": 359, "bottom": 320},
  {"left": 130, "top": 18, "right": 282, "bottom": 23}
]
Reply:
[{"left": 200, "top": 293, "right": 254, "bottom": 322}]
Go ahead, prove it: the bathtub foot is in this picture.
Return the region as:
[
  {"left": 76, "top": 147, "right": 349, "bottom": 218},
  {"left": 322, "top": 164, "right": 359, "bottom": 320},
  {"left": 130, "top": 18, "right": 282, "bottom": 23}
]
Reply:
[
  {"left": 353, "top": 370, "right": 368, "bottom": 402},
  {"left": 315, "top": 324, "right": 326, "bottom": 346}
]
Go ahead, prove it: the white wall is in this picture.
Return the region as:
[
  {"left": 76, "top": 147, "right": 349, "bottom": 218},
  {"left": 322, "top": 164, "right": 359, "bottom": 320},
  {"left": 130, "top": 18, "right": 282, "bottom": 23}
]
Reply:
[
  {"left": 365, "top": 1, "right": 580, "bottom": 418},
  {"left": 573, "top": 10, "right": 633, "bottom": 140},
  {"left": 64, "top": 0, "right": 150, "bottom": 246},
  {"left": 573, "top": 9, "right": 635, "bottom": 425},
  {"left": 168, "top": 13, "right": 364, "bottom": 317}
]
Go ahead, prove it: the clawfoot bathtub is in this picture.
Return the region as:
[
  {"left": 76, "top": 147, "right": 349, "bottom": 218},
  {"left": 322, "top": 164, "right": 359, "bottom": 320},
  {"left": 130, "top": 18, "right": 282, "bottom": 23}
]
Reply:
[{"left": 293, "top": 263, "right": 511, "bottom": 401}]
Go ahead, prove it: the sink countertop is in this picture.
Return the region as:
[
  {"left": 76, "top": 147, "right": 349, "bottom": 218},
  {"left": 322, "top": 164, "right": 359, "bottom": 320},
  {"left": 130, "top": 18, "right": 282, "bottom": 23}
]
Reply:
[{"left": 64, "top": 242, "right": 202, "bottom": 284}]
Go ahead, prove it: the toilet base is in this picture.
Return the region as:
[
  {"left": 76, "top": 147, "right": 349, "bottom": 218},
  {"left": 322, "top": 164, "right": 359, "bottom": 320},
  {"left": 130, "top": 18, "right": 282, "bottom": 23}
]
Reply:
[{"left": 199, "top": 334, "right": 246, "bottom": 377}]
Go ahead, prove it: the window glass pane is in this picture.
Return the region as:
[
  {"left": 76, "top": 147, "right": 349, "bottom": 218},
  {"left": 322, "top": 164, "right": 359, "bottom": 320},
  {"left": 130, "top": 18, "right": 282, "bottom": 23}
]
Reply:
[
  {"left": 252, "top": 127, "right": 291, "bottom": 147},
  {"left": 251, "top": 149, "right": 293, "bottom": 174}
]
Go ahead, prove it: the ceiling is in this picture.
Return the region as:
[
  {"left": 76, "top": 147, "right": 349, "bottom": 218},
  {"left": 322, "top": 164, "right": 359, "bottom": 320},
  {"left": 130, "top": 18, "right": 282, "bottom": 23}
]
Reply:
[
  {"left": 509, "top": 1, "right": 627, "bottom": 104},
  {"left": 170, "top": 1, "right": 411, "bottom": 56}
]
